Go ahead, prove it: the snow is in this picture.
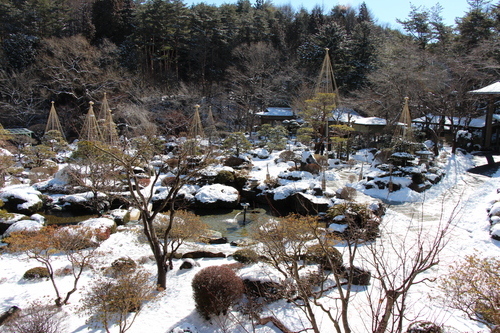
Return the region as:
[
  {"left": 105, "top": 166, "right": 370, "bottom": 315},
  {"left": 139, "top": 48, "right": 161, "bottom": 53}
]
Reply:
[
  {"left": 3, "top": 147, "right": 500, "bottom": 332},
  {"left": 198, "top": 165, "right": 234, "bottom": 177},
  {"left": 491, "top": 224, "right": 500, "bottom": 238},
  {"left": 3, "top": 219, "right": 43, "bottom": 237},
  {"left": 238, "top": 262, "right": 283, "bottom": 283},
  {"left": 0, "top": 185, "right": 42, "bottom": 211},
  {"left": 353, "top": 116, "right": 387, "bottom": 125},
  {"left": 489, "top": 201, "right": 500, "bottom": 216},
  {"left": 278, "top": 170, "right": 315, "bottom": 180},
  {"left": 272, "top": 180, "right": 312, "bottom": 200},
  {"left": 0, "top": 148, "right": 12, "bottom": 156},
  {"left": 250, "top": 148, "right": 270, "bottom": 159},
  {"left": 469, "top": 80, "right": 500, "bottom": 94},
  {"left": 328, "top": 222, "right": 348, "bottom": 233},
  {"left": 78, "top": 217, "right": 116, "bottom": 230},
  {"left": 58, "top": 191, "right": 107, "bottom": 204},
  {"left": 331, "top": 108, "right": 363, "bottom": 123},
  {"left": 29, "top": 213, "right": 45, "bottom": 224},
  {"left": 195, "top": 184, "right": 239, "bottom": 203},
  {"left": 256, "top": 107, "right": 294, "bottom": 117}
]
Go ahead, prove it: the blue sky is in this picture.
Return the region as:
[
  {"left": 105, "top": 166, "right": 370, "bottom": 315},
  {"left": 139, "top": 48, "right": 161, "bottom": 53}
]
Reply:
[{"left": 189, "top": 0, "right": 471, "bottom": 28}]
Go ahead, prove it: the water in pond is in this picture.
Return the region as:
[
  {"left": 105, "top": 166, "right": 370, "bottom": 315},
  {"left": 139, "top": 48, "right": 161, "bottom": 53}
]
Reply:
[
  {"left": 197, "top": 207, "right": 274, "bottom": 242},
  {"left": 41, "top": 212, "right": 96, "bottom": 226}
]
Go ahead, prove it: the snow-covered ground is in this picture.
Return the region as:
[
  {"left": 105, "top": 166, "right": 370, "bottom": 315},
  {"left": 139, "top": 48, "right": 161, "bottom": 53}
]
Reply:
[{"left": 1, "top": 150, "right": 500, "bottom": 332}]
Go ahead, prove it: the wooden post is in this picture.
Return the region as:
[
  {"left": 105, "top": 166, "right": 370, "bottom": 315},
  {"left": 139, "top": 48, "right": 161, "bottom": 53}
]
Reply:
[{"left": 484, "top": 96, "right": 495, "bottom": 150}]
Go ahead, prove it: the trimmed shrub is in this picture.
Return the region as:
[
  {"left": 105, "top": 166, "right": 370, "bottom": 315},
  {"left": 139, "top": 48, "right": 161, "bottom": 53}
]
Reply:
[
  {"left": 166, "top": 158, "right": 179, "bottom": 169},
  {"left": 108, "top": 257, "right": 137, "bottom": 277},
  {"left": 279, "top": 150, "right": 295, "bottom": 162},
  {"left": 305, "top": 244, "right": 343, "bottom": 271},
  {"left": 23, "top": 267, "right": 50, "bottom": 280},
  {"left": 347, "top": 174, "right": 357, "bottom": 183},
  {"left": 233, "top": 248, "right": 259, "bottom": 264},
  {"left": 161, "top": 177, "right": 176, "bottom": 186},
  {"left": 314, "top": 154, "right": 328, "bottom": 167},
  {"left": 214, "top": 170, "right": 235, "bottom": 184},
  {"left": 411, "top": 173, "right": 426, "bottom": 185},
  {"left": 339, "top": 186, "right": 357, "bottom": 200},
  {"left": 224, "top": 156, "right": 245, "bottom": 167},
  {"left": 137, "top": 178, "right": 151, "bottom": 188},
  {"left": 192, "top": 265, "right": 244, "bottom": 320}
]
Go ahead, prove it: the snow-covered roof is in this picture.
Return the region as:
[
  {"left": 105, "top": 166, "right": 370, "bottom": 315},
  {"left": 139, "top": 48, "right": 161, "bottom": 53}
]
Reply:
[
  {"left": 412, "top": 114, "right": 500, "bottom": 128},
  {"left": 469, "top": 81, "right": 500, "bottom": 94},
  {"left": 353, "top": 117, "right": 387, "bottom": 126},
  {"left": 256, "top": 107, "right": 294, "bottom": 117}
]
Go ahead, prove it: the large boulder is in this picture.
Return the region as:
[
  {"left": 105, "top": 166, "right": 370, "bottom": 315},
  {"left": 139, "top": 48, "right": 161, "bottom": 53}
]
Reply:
[
  {"left": 0, "top": 186, "right": 44, "bottom": 215},
  {"left": 78, "top": 217, "right": 116, "bottom": 234},
  {"left": 0, "top": 213, "right": 26, "bottom": 236},
  {"left": 194, "top": 184, "right": 239, "bottom": 210},
  {"left": 33, "top": 165, "right": 74, "bottom": 194},
  {"left": 182, "top": 251, "right": 226, "bottom": 259},
  {"left": 55, "top": 192, "right": 109, "bottom": 214},
  {"left": 107, "top": 209, "right": 131, "bottom": 226},
  {"left": 3, "top": 219, "right": 43, "bottom": 237}
]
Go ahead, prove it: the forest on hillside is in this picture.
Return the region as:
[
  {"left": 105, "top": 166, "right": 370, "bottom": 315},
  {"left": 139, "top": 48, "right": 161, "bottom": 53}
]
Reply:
[{"left": 0, "top": 0, "right": 499, "bottom": 140}]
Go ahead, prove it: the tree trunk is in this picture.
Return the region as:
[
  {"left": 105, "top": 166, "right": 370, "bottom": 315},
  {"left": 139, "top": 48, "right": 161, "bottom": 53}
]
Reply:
[
  {"left": 156, "top": 260, "right": 167, "bottom": 291},
  {"left": 375, "top": 290, "right": 400, "bottom": 333}
]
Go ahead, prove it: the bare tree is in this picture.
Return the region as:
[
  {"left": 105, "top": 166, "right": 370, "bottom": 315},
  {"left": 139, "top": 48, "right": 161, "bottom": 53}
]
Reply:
[
  {"left": 5, "top": 225, "right": 107, "bottom": 307},
  {"left": 253, "top": 198, "right": 453, "bottom": 333},
  {"left": 362, "top": 202, "right": 455, "bottom": 333},
  {"left": 252, "top": 213, "right": 368, "bottom": 333},
  {"left": 153, "top": 210, "right": 208, "bottom": 270},
  {"left": 99, "top": 135, "right": 211, "bottom": 290},
  {"left": 1, "top": 300, "right": 66, "bottom": 333}
]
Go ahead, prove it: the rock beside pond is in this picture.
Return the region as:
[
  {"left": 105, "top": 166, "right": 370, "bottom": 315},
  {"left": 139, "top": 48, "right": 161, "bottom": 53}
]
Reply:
[
  {"left": 55, "top": 192, "right": 109, "bottom": 214},
  {"left": 0, "top": 213, "right": 26, "bottom": 236},
  {"left": 3, "top": 219, "right": 43, "bottom": 237},
  {"left": 107, "top": 209, "right": 131, "bottom": 226},
  {"left": 264, "top": 191, "right": 330, "bottom": 216},
  {"left": 199, "top": 230, "right": 228, "bottom": 244},
  {"left": 209, "top": 237, "right": 228, "bottom": 244},
  {"left": 0, "top": 186, "right": 44, "bottom": 215},
  {"left": 78, "top": 217, "right": 116, "bottom": 233},
  {"left": 182, "top": 251, "right": 226, "bottom": 259},
  {"left": 194, "top": 184, "right": 239, "bottom": 210},
  {"left": 230, "top": 238, "right": 257, "bottom": 247}
]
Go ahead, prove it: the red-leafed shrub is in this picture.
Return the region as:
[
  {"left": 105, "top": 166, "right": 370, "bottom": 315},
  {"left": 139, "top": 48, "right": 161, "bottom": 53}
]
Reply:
[{"left": 192, "top": 265, "right": 244, "bottom": 320}]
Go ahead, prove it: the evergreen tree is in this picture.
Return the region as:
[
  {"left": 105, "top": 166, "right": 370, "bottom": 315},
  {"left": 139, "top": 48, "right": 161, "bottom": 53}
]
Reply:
[
  {"left": 456, "top": 0, "right": 494, "bottom": 50},
  {"left": 358, "top": 2, "right": 372, "bottom": 23},
  {"left": 92, "top": 0, "right": 135, "bottom": 44},
  {"left": 397, "top": 5, "right": 434, "bottom": 49}
]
